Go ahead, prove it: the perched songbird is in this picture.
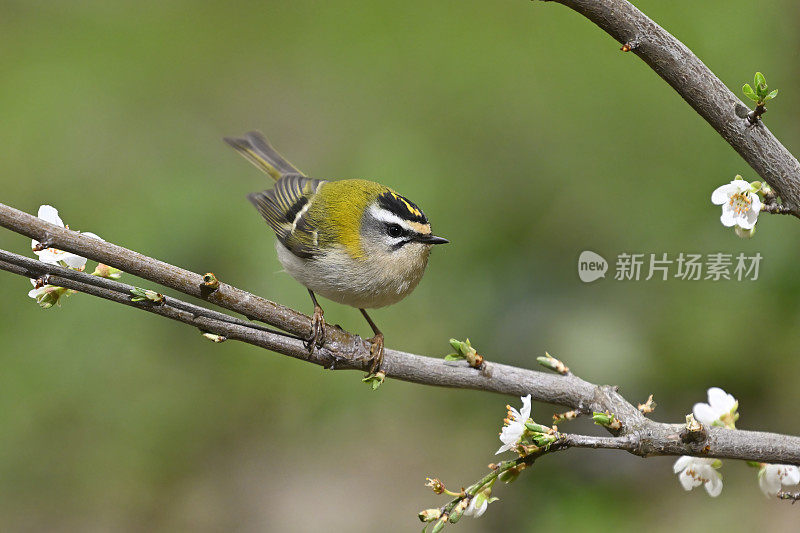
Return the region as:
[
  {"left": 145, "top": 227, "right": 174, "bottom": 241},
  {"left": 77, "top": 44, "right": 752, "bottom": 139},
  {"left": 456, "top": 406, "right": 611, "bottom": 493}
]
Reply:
[{"left": 225, "top": 131, "right": 448, "bottom": 372}]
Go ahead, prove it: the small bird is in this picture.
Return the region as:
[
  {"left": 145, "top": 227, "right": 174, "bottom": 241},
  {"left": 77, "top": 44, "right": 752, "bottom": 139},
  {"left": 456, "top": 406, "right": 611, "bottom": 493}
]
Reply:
[{"left": 224, "top": 131, "right": 448, "bottom": 373}]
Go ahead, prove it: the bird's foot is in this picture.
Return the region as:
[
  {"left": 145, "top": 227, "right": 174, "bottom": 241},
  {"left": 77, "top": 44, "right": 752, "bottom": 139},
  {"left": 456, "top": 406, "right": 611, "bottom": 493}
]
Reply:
[
  {"left": 305, "top": 305, "right": 325, "bottom": 351},
  {"left": 367, "top": 332, "right": 384, "bottom": 374}
]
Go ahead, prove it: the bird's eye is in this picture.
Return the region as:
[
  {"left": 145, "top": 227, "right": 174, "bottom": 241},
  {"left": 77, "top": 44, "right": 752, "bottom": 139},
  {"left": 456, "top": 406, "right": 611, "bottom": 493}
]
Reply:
[{"left": 386, "top": 223, "right": 403, "bottom": 238}]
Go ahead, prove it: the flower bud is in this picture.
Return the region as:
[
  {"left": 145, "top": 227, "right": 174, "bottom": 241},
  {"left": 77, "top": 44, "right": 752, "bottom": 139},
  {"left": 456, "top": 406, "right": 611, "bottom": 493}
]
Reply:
[
  {"left": 448, "top": 338, "right": 483, "bottom": 368},
  {"left": 40, "top": 286, "right": 66, "bottom": 308},
  {"left": 361, "top": 371, "right": 386, "bottom": 390},
  {"left": 530, "top": 433, "right": 557, "bottom": 447},
  {"left": 430, "top": 517, "right": 447, "bottom": 532},
  {"left": 499, "top": 468, "right": 520, "bottom": 484},
  {"left": 472, "top": 491, "right": 488, "bottom": 510},
  {"left": 418, "top": 508, "right": 441, "bottom": 523},
  {"left": 201, "top": 333, "right": 227, "bottom": 343},
  {"left": 524, "top": 421, "right": 553, "bottom": 434},
  {"left": 592, "top": 411, "right": 621, "bottom": 430},
  {"left": 91, "top": 264, "right": 122, "bottom": 279},
  {"left": 449, "top": 498, "right": 469, "bottom": 523},
  {"left": 734, "top": 225, "right": 756, "bottom": 239},
  {"left": 536, "top": 352, "right": 569, "bottom": 374},
  {"left": 130, "top": 287, "right": 165, "bottom": 303}
]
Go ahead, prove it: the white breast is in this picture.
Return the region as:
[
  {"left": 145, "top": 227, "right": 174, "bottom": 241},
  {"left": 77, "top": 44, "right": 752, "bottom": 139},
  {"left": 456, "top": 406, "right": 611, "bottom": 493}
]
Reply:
[{"left": 275, "top": 240, "right": 430, "bottom": 309}]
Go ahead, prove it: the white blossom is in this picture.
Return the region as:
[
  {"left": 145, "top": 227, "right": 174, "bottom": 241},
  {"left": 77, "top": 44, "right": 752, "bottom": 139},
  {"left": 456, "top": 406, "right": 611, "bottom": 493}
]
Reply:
[
  {"left": 28, "top": 280, "right": 50, "bottom": 301},
  {"left": 28, "top": 279, "right": 68, "bottom": 309},
  {"left": 673, "top": 456, "right": 723, "bottom": 497},
  {"left": 758, "top": 464, "right": 800, "bottom": 497},
  {"left": 496, "top": 394, "right": 531, "bottom": 454},
  {"left": 463, "top": 495, "right": 488, "bottom": 518},
  {"left": 31, "top": 205, "right": 100, "bottom": 269},
  {"left": 692, "top": 387, "right": 738, "bottom": 428},
  {"left": 711, "top": 179, "right": 761, "bottom": 230}
]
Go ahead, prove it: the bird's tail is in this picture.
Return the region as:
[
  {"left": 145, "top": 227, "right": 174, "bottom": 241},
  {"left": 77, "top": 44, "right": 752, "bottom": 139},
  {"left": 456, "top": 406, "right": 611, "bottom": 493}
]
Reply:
[{"left": 224, "top": 131, "right": 304, "bottom": 180}]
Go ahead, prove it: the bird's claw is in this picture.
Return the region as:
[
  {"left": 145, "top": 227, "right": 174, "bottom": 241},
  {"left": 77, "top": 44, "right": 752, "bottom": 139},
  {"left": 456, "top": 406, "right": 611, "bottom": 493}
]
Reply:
[
  {"left": 305, "top": 305, "right": 325, "bottom": 351},
  {"left": 367, "top": 332, "right": 384, "bottom": 374}
]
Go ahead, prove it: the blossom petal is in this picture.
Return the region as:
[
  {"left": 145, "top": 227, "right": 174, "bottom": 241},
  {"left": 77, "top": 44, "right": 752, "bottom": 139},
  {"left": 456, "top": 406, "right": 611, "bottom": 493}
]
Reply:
[
  {"left": 673, "top": 456, "right": 692, "bottom": 474},
  {"left": 737, "top": 207, "right": 757, "bottom": 229},
  {"left": 61, "top": 253, "right": 88, "bottom": 269},
  {"left": 707, "top": 387, "right": 735, "bottom": 412},
  {"left": 760, "top": 468, "right": 781, "bottom": 497},
  {"left": 739, "top": 204, "right": 760, "bottom": 230},
  {"left": 711, "top": 184, "right": 736, "bottom": 205},
  {"left": 692, "top": 403, "right": 717, "bottom": 426},
  {"left": 519, "top": 394, "right": 532, "bottom": 419},
  {"left": 737, "top": 218, "right": 755, "bottom": 231},
  {"left": 34, "top": 249, "right": 64, "bottom": 265},
  {"left": 465, "top": 497, "right": 488, "bottom": 518},
  {"left": 37, "top": 205, "right": 64, "bottom": 227},
  {"left": 719, "top": 206, "right": 738, "bottom": 227},
  {"left": 464, "top": 499, "right": 475, "bottom": 516},
  {"left": 496, "top": 395, "right": 531, "bottom": 454},
  {"left": 750, "top": 193, "right": 762, "bottom": 213},
  {"left": 678, "top": 470, "right": 697, "bottom": 491},
  {"left": 785, "top": 466, "right": 800, "bottom": 486},
  {"left": 473, "top": 499, "right": 488, "bottom": 517},
  {"left": 704, "top": 472, "right": 723, "bottom": 497},
  {"left": 498, "top": 421, "right": 525, "bottom": 451},
  {"left": 495, "top": 443, "right": 513, "bottom": 455}
]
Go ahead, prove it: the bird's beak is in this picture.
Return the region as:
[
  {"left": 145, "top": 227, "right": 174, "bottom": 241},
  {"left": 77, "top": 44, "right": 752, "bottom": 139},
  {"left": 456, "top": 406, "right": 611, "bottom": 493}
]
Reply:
[{"left": 416, "top": 234, "right": 449, "bottom": 245}]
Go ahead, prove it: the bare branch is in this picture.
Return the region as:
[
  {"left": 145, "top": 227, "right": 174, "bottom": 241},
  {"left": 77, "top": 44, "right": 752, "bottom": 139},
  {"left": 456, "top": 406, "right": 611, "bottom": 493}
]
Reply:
[
  {"left": 542, "top": 0, "right": 800, "bottom": 215},
  {"left": 1, "top": 202, "right": 799, "bottom": 466}
]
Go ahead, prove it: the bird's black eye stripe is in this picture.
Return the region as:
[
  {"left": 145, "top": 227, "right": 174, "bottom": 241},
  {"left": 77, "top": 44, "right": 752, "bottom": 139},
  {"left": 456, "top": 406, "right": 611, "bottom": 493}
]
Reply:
[
  {"left": 389, "top": 239, "right": 412, "bottom": 251},
  {"left": 386, "top": 223, "right": 405, "bottom": 238}
]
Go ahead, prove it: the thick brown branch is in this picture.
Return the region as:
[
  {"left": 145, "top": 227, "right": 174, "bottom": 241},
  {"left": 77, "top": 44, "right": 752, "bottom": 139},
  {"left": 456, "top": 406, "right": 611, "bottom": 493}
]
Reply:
[
  {"left": 543, "top": 0, "right": 800, "bottom": 216},
  {"left": 0, "top": 202, "right": 373, "bottom": 362},
  {"left": 1, "top": 203, "right": 799, "bottom": 466}
]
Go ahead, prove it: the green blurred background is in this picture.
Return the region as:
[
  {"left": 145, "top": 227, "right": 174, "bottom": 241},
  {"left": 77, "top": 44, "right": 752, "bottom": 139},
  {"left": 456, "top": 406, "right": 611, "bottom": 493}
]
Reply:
[{"left": 1, "top": 0, "right": 799, "bottom": 530}]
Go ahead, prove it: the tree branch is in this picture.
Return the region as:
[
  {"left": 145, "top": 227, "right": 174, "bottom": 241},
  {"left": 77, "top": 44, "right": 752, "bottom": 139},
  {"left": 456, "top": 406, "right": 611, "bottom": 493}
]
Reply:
[
  {"left": 542, "top": 0, "right": 800, "bottom": 216},
  {"left": 1, "top": 202, "right": 799, "bottom": 466}
]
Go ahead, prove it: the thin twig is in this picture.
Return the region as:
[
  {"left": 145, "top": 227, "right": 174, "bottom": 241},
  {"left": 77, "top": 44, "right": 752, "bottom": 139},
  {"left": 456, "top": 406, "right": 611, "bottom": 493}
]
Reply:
[
  {"left": 0, "top": 250, "right": 303, "bottom": 341},
  {"left": 761, "top": 203, "right": 794, "bottom": 215},
  {"left": 0, "top": 258, "right": 321, "bottom": 365}
]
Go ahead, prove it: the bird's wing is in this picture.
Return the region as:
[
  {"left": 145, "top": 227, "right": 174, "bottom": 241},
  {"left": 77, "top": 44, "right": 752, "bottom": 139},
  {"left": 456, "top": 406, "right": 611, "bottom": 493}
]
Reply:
[
  {"left": 224, "top": 131, "right": 304, "bottom": 181},
  {"left": 248, "top": 175, "right": 327, "bottom": 259}
]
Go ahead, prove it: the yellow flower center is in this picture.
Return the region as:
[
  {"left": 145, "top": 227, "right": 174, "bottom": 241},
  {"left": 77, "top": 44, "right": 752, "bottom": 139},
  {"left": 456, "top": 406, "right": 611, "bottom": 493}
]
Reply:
[{"left": 728, "top": 192, "right": 752, "bottom": 215}]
